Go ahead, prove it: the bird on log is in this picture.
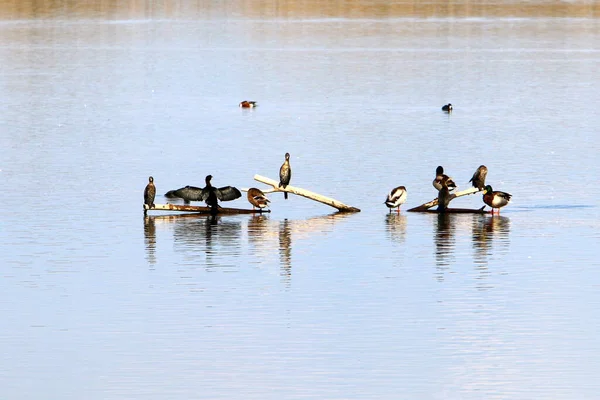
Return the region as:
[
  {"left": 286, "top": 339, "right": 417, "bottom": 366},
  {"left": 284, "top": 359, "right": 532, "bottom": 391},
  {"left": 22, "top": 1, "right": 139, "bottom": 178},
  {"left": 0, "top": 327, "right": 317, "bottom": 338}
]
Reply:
[
  {"left": 144, "top": 176, "right": 156, "bottom": 210},
  {"left": 247, "top": 188, "right": 270, "bottom": 211},
  {"left": 433, "top": 165, "right": 457, "bottom": 192},
  {"left": 437, "top": 176, "right": 453, "bottom": 212},
  {"left": 469, "top": 165, "right": 488, "bottom": 190},
  {"left": 279, "top": 152, "right": 292, "bottom": 199},
  {"left": 165, "top": 175, "right": 242, "bottom": 212}
]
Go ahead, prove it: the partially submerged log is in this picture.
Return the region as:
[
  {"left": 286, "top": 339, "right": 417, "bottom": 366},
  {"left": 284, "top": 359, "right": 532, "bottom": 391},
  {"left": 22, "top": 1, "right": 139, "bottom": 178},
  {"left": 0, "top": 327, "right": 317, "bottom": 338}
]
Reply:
[
  {"left": 408, "top": 186, "right": 483, "bottom": 213},
  {"left": 144, "top": 203, "right": 270, "bottom": 214},
  {"left": 412, "top": 206, "right": 487, "bottom": 214},
  {"left": 253, "top": 174, "right": 360, "bottom": 213}
]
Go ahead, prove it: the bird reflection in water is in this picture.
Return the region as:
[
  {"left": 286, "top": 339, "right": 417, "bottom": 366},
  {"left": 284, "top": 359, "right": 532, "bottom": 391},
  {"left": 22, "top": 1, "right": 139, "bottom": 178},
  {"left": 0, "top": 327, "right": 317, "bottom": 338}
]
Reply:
[
  {"left": 434, "top": 213, "right": 456, "bottom": 281},
  {"left": 385, "top": 213, "right": 407, "bottom": 243},
  {"left": 279, "top": 219, "right": 292, "bottom": 280},
  {"left": 143, "top": 215, "right": 157, "bottom": 266},
  {"left": 248, "top": 214, "right": 270, "bottom": 246},
  {"left": 170, "top": 214, "right": 242, "bottom": 270},
  {"left": 472, "top": 215, "right": 511, "bottom": 268}
]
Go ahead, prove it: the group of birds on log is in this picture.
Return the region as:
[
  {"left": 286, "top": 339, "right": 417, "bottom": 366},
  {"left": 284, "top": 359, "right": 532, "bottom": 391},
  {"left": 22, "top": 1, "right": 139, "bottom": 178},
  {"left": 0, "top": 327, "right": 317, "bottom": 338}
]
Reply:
[
  {"left": 385, "top": 164, "right": 512, "bottom": 214},
  {"left": 143, "top": 152, "right": 293, "bottom": 213}
]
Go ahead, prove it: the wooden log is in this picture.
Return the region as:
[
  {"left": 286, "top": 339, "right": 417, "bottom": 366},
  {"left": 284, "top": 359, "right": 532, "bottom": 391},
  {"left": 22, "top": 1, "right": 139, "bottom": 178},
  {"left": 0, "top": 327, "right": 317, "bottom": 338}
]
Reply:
[
  {"left": 253, "top": 174, "right": 361, "bottom": 213},
  {"left": 144, "top": 203, "right": 270, "bottom": 214},
  {"left": 407, "top": 186, "right": 482, "bottom": 212},
  {"left": 410, "top": 206, "right": 488, "bottom": 214}
]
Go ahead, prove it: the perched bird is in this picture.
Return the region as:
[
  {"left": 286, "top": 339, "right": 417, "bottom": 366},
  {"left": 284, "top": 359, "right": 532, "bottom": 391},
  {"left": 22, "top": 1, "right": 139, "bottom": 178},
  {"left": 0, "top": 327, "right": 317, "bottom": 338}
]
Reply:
[
  {"left": 164, "top": 175, "right": 241, "bottom": 211},
  {"left": 247, "top": 188, "right": 270, "bottom": 211},
  {"left": 384, "top": 186, "right": 408, "bottom": 213},
  {"left": 279, "top": 152, "right": 292, "bottom": 200},
  {"left": 144, "top": 176, "right": 156, "bottom": 209},
  {"left": 442, "top": 103, "right": 453, "bottom": 112},
  {"left": 469, "top": 165, "right": 488, "bottom": 190},
  {"left": 482, "top": 185, "right": 512, "bottom": 214},
  {"left": 437, "top": 177, "right": 453, "bottom": 212},
  {"left": 433, "top": 166, "right": 457, "bottom": 192},
  {"left": 239, "top": 101, "right": 257, "bottom": 108}
]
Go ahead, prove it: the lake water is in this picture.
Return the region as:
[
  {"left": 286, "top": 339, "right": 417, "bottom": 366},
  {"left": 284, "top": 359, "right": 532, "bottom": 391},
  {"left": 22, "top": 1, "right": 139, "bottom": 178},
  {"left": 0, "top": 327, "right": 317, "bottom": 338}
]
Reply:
[{"left": 1, "top": 1, "right": 600, "bottom": 399}]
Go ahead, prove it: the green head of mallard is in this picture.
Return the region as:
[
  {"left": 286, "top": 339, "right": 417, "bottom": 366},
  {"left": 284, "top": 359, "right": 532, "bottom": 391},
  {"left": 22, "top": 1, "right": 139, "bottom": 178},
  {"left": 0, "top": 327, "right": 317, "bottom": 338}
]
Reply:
[{"left": 483, "top": 185, "right": 493, "bottom": 194}]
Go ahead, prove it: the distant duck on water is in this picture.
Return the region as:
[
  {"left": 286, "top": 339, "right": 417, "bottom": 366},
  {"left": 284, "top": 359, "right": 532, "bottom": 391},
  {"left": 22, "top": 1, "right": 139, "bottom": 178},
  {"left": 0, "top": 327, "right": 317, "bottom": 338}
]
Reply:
[
  {"left": 482, "top": 185, "right": 512, "bottom": 214},
  {"left": 239, "top": 100, "right": 257, "bottom": 108},
  {"left": 433, "top": 166, "right": 457, "bottom": 192},
  {"left": 247, "top": 188, "right": 270, "bottom": 211},
  {"left": 442, "top": 103, "right": 453, "bottom": 112},
  {"left": 165, "top": 175, "right": 241, "bottom": 211},
  {"left": 144, "top": 176, "right": 156, "bottom": 209},
  {"left": 384, "top": 186, "right": 407, "bottom": 213},
  {"left": 279, "top": 152, "right": 292, "bottom": 199}
]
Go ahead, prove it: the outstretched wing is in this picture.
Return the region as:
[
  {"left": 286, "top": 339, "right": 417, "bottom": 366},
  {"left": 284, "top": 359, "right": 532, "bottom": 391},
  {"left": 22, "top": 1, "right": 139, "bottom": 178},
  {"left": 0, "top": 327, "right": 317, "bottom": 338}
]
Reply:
[
  {"left": 216, "top": 186, "right": 242, "bottom": 201},
  {"left": 165, "top": 186, "right": 205, "bottom": 201}
]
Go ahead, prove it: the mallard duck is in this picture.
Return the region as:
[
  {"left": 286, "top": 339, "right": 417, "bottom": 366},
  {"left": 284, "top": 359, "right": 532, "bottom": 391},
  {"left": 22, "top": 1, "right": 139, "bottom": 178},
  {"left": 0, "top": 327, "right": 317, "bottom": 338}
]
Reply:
[
  {"left": 433, "top": 166, "right": 457, "bottom": 191},
  {"left": 164, "top": 175, "right": 241, "bottom": 210},
  {"left": 469, "top": 165, "right": 488, "bottom": 190},
  {"left": 384, "top": 186, "right": 407, "bottom": 213},
  {"left": 442, "top": 103, "right": 453, "bottom": 112},
  {"left": 482, "top": 185, "right": 512, "bottom": 214},
  {"left": 247, "top": 188, "right": 270, "bottom": 211},
  {"left": 239, "top": 101, "right": 257, "bottom": 108},
  {"left": 144, "top": 176, "right": 156, "bottom": 209},
  {"left": 279, "top": 152, "right": 291, "bottom": 200},
  {"left": 437, "top": 176, "right": 453, "bottom": 212}
]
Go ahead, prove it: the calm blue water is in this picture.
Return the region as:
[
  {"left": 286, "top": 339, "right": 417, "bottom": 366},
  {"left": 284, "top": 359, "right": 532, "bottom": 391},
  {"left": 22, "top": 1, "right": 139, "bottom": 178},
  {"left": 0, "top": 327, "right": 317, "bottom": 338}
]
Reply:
[{"left": 1, "top": 2, "right": 600, "bottom": 399}]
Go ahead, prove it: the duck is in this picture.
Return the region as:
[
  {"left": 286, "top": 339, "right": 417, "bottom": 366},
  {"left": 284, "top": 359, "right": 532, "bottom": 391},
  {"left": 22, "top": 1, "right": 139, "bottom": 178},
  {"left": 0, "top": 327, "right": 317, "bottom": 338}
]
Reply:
[
  {"left": 482, "top": 185, "right": 512, "bottom": 214},
  {"left": 247, "top": 188, "right": 270, "bottom": 211},
  {"left": 469, "top": 165, "right": 488, "bottom": 190},
  {"left": 442, "top": 103, "right": 453, "bottom": 112},
  {"left": 279, "top": 152, "right": 292, "bottom": 199},
  {"left": 239, "top": 100, "right": 257, "bottom": 108},
  {"left": 144, "top": 176, "right": 156, "bottom": 209},
  {"left": 164, "top": 175, "right": 241, "bottom": 211},
  {"left": 384, "top": 186, "right": 407, "bottom": 213},
  {"left": 432, "top": 166, "right": 457, "bottom": 192},
  {"left": 437, "top": 176, "right": 453, "bottom": 212}
]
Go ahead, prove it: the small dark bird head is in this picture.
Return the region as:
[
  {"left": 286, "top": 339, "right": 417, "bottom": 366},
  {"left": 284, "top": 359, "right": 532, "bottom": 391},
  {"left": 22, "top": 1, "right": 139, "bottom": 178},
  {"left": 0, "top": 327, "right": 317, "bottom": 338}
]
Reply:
[
  {"left": 285, "top": 152, "right": 290, "bottom": 160},
  {"left": 483, "top": 185, "right": 493, "bottom": 194},
  {"left": 149, "top": 176, "right": 154, "bottom": 183},
  {"left": 436, "top": 166, "right": 444, "bottom": 175},
  {"left": 205, "top": 175, "right": 213, "bottom": 184}
]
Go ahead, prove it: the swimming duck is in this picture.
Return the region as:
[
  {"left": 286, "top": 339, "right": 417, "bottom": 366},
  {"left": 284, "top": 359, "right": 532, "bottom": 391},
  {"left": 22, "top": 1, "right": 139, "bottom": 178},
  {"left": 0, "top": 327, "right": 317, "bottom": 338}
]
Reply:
[
  {"left": 239, "top": 101, "right": 257, "bottom": 108},
  {"left": 247, "top": 188, "right": 270, "bottom": 211},
  {"left": 442, "top": 103, "right": 453, "bottom": 112},
  {"left": 384, "top": 186, "right": 407, "bottom": 213},
  {"left": 433, "top": 166, "right": 457, "bottom": 192},
  {"left": 164, "top": 175, "right": 241, "bottom": 210},
  {"left": 482, "top": 185, "right": 512, "bottom": 214},
  {"left": 437, "top": 176, "right": 453, "bottom": 212},
  {"left": 279, "top": 152, "right": 292, "bottom": 199},
  {"left": 144, "top": 176, "right": 156, "bottom": 209},
  {"left": 469, "top": 165, "right": 488, "bottom": 190}
]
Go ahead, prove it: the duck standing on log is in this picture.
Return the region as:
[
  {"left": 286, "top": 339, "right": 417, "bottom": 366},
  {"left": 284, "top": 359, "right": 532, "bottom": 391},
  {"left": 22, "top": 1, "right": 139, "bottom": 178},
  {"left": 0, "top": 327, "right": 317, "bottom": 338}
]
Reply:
[
  {"left": 165, "top": 175, "right": 241, "bottom": 211},
  {"left": 384, "top": 186, "right": 407, "bottom": 213},
  {"left": 433, "top": 166, "right": 457, "bottom": 192},
  {"left": 144, "top": 176, "right": 156, "bottom": 210},
  {"left": 279, "top": 152, "right": 292, "bottom": 199},
  {"left": 469, "top": 165, "right": 488, "bottom": 190},
  {"left": 247, "top": 188, "right": 270, "bottom": 211},
  {"left": 482, "top": 185, "right": 512, "bottom": 214}
]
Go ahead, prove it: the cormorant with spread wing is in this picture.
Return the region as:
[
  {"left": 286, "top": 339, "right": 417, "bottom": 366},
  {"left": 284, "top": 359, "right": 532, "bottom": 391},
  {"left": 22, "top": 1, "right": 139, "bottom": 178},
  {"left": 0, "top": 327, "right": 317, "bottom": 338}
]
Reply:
[{"left": 165, "top": 175, "right": 241, "bottom": 211}]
